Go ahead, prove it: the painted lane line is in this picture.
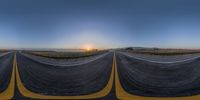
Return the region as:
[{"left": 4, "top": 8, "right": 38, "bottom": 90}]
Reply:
[{"left": 16, "top": 53, "right": 115, "bottom": 99}]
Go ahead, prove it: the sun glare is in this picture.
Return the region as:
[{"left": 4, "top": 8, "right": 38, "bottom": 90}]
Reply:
[
  {"left": 83, "top": 44, "right": 93, "bottom": 51},
  {"left": 86, "top": 47, "right": 91, "bottom": 51}
]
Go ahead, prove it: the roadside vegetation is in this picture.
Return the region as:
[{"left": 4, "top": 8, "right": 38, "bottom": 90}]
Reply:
[
  {"left": 0, "top": 49, "right": 9, "bottom": 53},
  {"left": 122, "top": 47, "right": 200, "bottom": 56},
  {"left": 21, "top": 50, "right": 108, "bottom": 59}
]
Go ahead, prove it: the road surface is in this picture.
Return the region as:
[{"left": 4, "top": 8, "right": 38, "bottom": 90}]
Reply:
[
  {"left": 116, "top": 52, "right": 200, "bottom": 97},
  {"left": 0, "top": 53, "right": 13, "bottom": 92},
  {"left": 1, "top": 51, "right": 200, "bottom": 99}
]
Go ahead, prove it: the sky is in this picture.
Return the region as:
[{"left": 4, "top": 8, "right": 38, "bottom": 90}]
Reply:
[{"left": 1, "top": 0, "right": 200, "bottom": 49}]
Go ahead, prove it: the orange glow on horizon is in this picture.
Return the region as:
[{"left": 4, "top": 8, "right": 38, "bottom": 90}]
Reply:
[{"left": 83, "top": 44, "right": 93, "bottom": 51}]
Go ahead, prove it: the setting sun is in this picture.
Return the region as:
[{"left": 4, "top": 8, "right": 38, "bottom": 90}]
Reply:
[
  {"left": 86, "top": 47, "right": 91, "bottom": 51},
  {"left": 83, "top": 44, "right": 93, "bottom": 51}
]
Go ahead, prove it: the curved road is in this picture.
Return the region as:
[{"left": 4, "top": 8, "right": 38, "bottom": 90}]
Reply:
[
  {"left": 20, "top": 52, "right": 110, "bottom": 67},
  {"left": 116, "top": 52, "right": 200, "bottom": 97},
  {"left": 2, "top": 51, "right": 200, "bottom": 99},
  {"left": 16, "top": 52, "right": 113, "bottom": 96}
]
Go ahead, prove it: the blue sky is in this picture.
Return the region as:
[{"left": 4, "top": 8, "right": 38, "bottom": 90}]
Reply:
[{"left": 0, "top": 0, "right": 200, "bottom": 49}]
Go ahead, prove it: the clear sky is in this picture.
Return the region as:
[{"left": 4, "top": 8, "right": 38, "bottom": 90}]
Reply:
[{"left": 1, "top": 0, "right": 200, "bottom": 49}]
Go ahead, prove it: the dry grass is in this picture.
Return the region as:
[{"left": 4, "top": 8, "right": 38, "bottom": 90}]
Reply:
[{"left": 0, "top": 49, "right": 9, "bottom": 53}]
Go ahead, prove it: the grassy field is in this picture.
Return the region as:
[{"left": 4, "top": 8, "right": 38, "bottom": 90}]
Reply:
[
  {"left": 22, "top": 50, "right": 108, "bottom": 59},
  {"left": 0, "top": 49, "right": 9, "bottom": 53},
  {"left": 122, "top": 48, "right": 200, "bottom": 56}
]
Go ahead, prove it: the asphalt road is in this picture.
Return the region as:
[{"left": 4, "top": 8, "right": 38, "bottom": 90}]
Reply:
[
  {"left": 0, "top": 52, "right": 13, "bottom": 92},
  {"left": 116, "top": 52, "right": 200, "bottom": 97},
  {"left": 120, "top": 52, "right": 200, "bottom": 63},
  {"left": 2, "top": 51, "right": 200, "bottom": 99},
  {"left": 21, "top": 52, "right": 110, "bottom": 66},
  {"left": 16, "top": 52, "right": 113, "bottom": 96}
]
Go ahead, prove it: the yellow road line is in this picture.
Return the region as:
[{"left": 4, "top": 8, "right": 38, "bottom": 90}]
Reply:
[
  {"left": 16, "top": 53, "right": 115, "bottom": 99},
  {"left": 0, "top": 54, "right": 15, "bottom": 99},
  {"left": 114, "top": 52, "right": 200, "bottom": 100}
]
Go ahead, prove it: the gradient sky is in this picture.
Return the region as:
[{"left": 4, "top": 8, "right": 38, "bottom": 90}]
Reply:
[{"left": 1, "top": 0, "right": 200, "bottom": 49}]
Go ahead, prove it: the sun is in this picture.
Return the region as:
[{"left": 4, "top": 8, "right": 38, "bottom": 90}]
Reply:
[
  {"left": 86, "top": 47, "right": 91, "bottom": 51},
  {"left": 83, "top": 44, "right": 93, "bottom": 51}
]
